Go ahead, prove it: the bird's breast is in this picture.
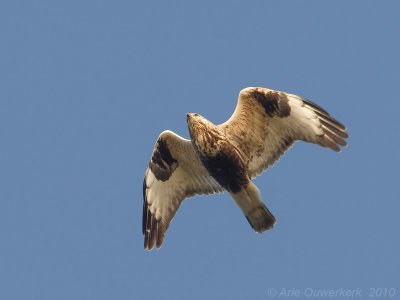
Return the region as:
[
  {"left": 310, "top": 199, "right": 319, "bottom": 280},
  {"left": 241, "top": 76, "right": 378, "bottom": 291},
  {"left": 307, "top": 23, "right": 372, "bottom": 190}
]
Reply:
[{"left": 192, "top": 126, "right": 224, "bottom": 156}]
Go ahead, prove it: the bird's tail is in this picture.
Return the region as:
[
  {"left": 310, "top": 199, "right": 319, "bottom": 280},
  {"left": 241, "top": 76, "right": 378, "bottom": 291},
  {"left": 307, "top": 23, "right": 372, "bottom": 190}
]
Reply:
[{"left": 230, "top": 181, "right": 276, "bottom": 233}]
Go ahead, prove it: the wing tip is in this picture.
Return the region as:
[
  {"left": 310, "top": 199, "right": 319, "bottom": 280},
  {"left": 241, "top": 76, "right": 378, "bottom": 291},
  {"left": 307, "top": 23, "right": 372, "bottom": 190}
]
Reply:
[
  {"left": 300, "top": 97, "right": 349, "bottom": 152},
  {"left": 299, "top": 96, "right": 347, "bottom": 132},
  {"left": 143, "top": 180, "right": 168, "bottom": 251},
  {"left": 143, "top": 220, "right": 167, "bottom": 251}
]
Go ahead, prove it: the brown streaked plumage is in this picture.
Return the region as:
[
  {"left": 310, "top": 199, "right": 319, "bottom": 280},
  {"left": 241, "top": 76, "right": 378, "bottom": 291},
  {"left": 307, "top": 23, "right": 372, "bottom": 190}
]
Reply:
[{"left": 143, "top": 87, "right": 349, "bottom": 250}]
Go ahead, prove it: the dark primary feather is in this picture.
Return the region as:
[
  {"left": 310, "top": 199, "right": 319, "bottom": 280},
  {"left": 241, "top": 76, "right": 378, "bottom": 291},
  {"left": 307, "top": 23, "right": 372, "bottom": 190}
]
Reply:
[{"left": 143, "top": 177, "right": 169, "bottom": 250}]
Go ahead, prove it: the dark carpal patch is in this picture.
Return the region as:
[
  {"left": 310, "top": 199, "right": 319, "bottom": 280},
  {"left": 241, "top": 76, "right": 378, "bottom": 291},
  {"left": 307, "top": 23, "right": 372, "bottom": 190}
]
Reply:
[
  {"left": 251, "top": 90, "right": 291, "bottom": 118},
  {"left": 201, "top": 145, "right": 248, "bottom": 193},
  {"left": 149, "top": 138, "right": 178, "bottom": 181}
]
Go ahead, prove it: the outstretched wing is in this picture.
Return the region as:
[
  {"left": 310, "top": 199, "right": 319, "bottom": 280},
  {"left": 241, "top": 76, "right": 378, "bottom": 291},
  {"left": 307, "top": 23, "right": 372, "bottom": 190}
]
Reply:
[
  {"left": 220, "top": 87, "right": 349, "bottom": 178},
  {"left": 143, "top": 130, "right": 223, "bottom": 250}
]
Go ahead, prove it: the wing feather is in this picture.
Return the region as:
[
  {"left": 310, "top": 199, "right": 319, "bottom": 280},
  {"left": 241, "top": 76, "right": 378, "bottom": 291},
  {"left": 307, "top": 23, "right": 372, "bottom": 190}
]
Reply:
[
  {"left": 220, "top": 87, "right": 349, "bottom": 179},
  {"left": 143, "top": 130, "right": 223, "bottom": 250}
]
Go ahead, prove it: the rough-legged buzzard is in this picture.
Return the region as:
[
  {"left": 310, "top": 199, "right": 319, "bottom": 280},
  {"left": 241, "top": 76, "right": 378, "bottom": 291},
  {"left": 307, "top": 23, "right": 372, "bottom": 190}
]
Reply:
[{"left": 143, "top": 87, "right": 349, "bottom": 250}]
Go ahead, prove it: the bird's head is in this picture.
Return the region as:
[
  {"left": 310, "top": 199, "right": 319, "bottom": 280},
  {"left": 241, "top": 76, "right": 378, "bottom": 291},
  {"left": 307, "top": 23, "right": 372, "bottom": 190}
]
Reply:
[
  {"left": 186, "top": 113, "right": 208, "bottom": 138},
  {"left": 186, "top": 113, "right": 221, "bottom": 153},
  {"left": 186, "top": 112, "right": 205, "bottom": 124}
]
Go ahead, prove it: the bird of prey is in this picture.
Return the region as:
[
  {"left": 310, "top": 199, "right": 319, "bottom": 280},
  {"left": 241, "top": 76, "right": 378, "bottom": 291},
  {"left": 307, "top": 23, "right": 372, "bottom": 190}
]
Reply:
[{"left": 142, "top": 87, "right": 349, "bottom": 250}]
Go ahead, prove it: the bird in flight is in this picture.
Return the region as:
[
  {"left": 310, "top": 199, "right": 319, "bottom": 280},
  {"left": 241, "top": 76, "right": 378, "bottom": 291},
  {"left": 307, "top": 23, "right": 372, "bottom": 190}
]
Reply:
[{"left": 142, "top": 87, "right": 349, "bottom": 250}]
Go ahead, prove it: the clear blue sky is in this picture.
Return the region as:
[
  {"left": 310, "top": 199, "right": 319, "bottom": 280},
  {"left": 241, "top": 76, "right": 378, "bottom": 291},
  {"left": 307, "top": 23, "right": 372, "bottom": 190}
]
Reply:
[{"left": 1, "top": 1, "right": 399, "bottom": 299}]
